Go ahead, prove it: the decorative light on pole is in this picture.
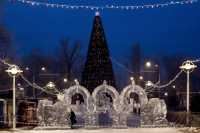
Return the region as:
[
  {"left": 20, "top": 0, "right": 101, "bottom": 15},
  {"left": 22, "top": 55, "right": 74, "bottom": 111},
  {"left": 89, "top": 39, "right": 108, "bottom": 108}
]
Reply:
[
  {"left": 95, "top": 11, "right": 100, "bottom": 16},
  {"left": 145, "top": 80, "right": 153, "bottom": 87},
  {"left": 5, "top": 65, "right": 23, "bottom": 130},
  {"left": 74, "top": 79, "right": 79, "bottom": 85},
  {"left": 145, "top": 61, "right": 161, "bottom": 97},
  {"left": 25, "top": 67, "right": 29, "bottom": 71},
  {"left": 130, "top": 77, "right": 135, "bottom": 85},
  {"left": 179, "top": 60, "right": 197, "bottom": 125}
]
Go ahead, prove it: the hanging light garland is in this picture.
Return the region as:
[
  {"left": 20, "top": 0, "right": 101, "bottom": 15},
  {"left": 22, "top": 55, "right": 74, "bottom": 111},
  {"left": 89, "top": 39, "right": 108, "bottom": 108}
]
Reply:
[{"left": 11, "top": 0, "right": 198, "bottom": 11}]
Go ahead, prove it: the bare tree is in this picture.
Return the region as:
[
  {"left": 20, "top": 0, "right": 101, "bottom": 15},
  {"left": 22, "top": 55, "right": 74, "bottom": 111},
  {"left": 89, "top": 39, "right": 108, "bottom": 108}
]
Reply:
[
  {"left": 0, "top": 0, "right": 11, "bottom": 59},
  {"left": 0, "top": 0, "right": 5, "bottom": 19},
  {"left": 58, "top": 38, "right": 83, "bottom": 85},
  {"left": 0, "top": 3, "right": 12, "bottom": 89},
  {"left": 0, "top": 26, "right": 11, "bottom": 59},
  {"left": 131, "top": 43, "right": 141, "bottom": 84},
  {"left": 162, "top": 56, "right": 186, "bottom": 110}
]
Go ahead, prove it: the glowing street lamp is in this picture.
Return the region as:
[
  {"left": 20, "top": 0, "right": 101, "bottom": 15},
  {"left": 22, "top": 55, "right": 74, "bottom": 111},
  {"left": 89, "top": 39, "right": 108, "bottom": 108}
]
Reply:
[
  {"left": 41, "top": 67, "right": 46, "bottom": 71},
  {"left": 164, "top": 92, "right": 168, "bottom": 96},
  {"left": 145, "top": 61, "right": 160, "bottom": 82},
  {"left": 6, "top": 65, "right": 22, "bottom": 76},
  {"left": 145, "top": 61, "right": 152, "bottom": 68},
  {"left": 6, "top": 65, "right": 23, "bottom": 130},
  {"left": 144, "top": 61, "right": 161, "bottom": 97},
  {"left": 139, "top": 76, "right": 144, "bottom": 80},
  {"left": 180, "top": 60, "right": 197, "bottom": 125}
]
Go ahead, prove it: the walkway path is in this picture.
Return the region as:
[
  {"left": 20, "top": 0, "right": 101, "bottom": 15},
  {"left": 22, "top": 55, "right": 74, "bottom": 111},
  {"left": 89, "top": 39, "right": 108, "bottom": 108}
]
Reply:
[{"left": 0, "top": 128, "right": 185, "bottom": 133}]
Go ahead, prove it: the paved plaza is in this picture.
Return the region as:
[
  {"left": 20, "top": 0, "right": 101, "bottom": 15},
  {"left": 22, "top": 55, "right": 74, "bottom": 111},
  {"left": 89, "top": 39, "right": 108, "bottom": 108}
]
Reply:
[{"left": 0, "top": 128, "right": 190, "bottom": 133}]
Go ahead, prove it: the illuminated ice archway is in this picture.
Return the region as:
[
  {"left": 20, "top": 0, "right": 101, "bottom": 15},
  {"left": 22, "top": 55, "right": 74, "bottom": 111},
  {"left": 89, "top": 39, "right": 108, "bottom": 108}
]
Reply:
[
  {"left": 64, "top": 81, "right": 91, "bottom": 111},
  {"left": 92, "top": 81, "right": 120, "bottom": 112},
  {"left": 36, "top": 80, "right": 168, "bottom": 128},
  {"left": 119, "top": 81, "right": 148, "bottom": 127},
  {"left": 120, "top": 82, "right": 148, "bottom": 110},
  {"left": 64, "top": 81, "right": 92, "bottom": 126},
  {"left": 92, "top": 81, "right": 120, "bottom": 127}
]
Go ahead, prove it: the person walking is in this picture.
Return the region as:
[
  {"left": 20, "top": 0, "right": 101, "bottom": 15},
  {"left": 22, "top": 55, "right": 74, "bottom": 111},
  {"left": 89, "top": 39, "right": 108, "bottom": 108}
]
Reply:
[{"left": 69, "top": 109, "right": 76, "bottom": 129}]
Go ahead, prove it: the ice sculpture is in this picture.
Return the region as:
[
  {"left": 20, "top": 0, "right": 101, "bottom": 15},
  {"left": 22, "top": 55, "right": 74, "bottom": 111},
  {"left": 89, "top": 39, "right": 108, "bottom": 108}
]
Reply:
[
  {"left": 141, "top": 98, "right": 168, "bottom": 126},
  {"left": 36, "top": 79, "right": 168, "bottom": 128},
  {"left": 92, "top": 80, "right": 120, "bottom": 127},
  {"left": 37, "top": 99, "right": 70, "bottom": 127},
  {"left": 119, "top": 79, "right": 148, "bottom": 127}
]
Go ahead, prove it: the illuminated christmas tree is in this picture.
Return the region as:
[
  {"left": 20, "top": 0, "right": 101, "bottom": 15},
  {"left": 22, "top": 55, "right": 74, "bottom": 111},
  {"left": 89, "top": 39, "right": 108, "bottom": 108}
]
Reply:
[{"left": 81, "top": 12, "right": 116, "bottom": 93}]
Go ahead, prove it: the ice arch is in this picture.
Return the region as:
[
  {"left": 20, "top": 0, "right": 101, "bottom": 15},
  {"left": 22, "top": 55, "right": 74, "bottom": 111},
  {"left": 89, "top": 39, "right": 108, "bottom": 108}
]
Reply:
[
  {"left": 64, "top": 81, "right": 92, "bottom": 126},
  {"left": 92, "top": 81, "right": 120, "bottom": 127},
  {"left": 92, "top": 81, "right": 119, "bottom": 112},
  {"left": 119, "top": 80, "right": 148, "bottom": 127},
  {"left": 64, "top": 83, "right": 90, "bottom": 109},
  {"left": 120, "top": 82, "right": 148, "bottom": 109}
]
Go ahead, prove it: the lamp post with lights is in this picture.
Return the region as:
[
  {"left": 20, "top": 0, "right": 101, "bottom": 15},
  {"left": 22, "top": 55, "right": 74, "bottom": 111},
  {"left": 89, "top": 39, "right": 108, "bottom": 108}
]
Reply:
[
  {"left": 179, "top": 60, "right": 197, "bottom": 125},
  {"left": 6, "top": 65, "right": 23, "bottom": 130},
  {"left": 145, "top": 61, "right": 161, "bottom": 97},
  {"left": 145, "top": 61, "right": 160, "bottom": 84}
]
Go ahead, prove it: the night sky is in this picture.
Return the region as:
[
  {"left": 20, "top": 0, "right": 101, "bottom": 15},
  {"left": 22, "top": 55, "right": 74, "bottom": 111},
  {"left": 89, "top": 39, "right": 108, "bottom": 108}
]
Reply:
[{"left": 2, "top": 0, "right": 200, "bottom": 59}]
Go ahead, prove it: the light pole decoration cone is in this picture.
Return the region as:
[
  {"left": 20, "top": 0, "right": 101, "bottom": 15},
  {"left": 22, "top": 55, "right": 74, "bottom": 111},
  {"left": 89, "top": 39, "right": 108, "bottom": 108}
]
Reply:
[
  {"left": 180, "top": 60, "right": 197, "bottom": 125},
  {"left": 6, "top": 65, "right": 23, "bottom": 130}
]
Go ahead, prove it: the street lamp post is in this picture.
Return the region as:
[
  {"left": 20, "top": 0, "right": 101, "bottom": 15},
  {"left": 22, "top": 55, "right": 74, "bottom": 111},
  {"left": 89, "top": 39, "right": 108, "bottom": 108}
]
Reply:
[
  {"left": 145, "top": 61, "right": 160, "bottom": 84},
  {"left": 180, "top": 60, "right": 197, "bottom": 125},
  {"left": 6, "top": 65, "right": 23, "bottom": 130},
  {"left": 145, "top": 61, "right": 161, "bottom": 97},
  {"left": 25, "top": 67, "right": 36, "bottom": 98}
]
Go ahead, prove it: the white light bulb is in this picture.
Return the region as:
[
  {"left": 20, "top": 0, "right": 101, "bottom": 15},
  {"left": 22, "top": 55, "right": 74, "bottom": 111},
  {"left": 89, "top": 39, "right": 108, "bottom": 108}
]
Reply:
[
  {"left": 130, "top": 77, "right": 134, "bottom": 81},
  {"left": 63, "top": 78, "right": 67, "bottom": 83},
  {"left": 95, "top": 11, "right": 100, "bottom": 16},
  {"left": 139, "top": 76, "right": 143, "bottom": 80},
  {"left": 146, "top": 61, "right": 152, "bottom": 68}
]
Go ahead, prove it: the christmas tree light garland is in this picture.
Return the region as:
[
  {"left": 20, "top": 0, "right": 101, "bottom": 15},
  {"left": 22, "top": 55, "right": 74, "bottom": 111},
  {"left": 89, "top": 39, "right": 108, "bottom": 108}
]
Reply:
[{"left": 12, "top": 0, "right": 198, "bottom": 11}]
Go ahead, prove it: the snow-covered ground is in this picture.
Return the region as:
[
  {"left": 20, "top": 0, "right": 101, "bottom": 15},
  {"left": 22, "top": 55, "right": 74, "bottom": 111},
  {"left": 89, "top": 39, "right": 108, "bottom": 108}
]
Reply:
[{"left": 0, "top": 128, "right": 186, "bottom": 133}]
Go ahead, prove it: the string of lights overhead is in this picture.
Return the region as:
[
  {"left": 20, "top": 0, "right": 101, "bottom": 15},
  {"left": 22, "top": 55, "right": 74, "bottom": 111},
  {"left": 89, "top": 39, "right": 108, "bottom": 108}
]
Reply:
[
  {"left": 0, "top": 57, "right": 199, "bottom": 91},
  {"left": 12, "top": 0, "right": 198, "bottom": 11},
  {"left": 110, "top": 57, "right": 184, "bottom": 89}
]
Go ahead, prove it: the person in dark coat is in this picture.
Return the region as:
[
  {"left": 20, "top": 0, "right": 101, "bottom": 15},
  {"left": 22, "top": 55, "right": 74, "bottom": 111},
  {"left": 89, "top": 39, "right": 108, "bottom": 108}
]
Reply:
[{"left": 69, "top": 109, "right": 76, "bottom": 129}]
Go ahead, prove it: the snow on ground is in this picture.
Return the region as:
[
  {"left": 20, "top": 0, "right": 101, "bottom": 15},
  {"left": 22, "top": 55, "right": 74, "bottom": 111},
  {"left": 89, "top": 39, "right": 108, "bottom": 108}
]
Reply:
[{"left": 0, "top": 128, "right": 185, "bottom": 133}]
